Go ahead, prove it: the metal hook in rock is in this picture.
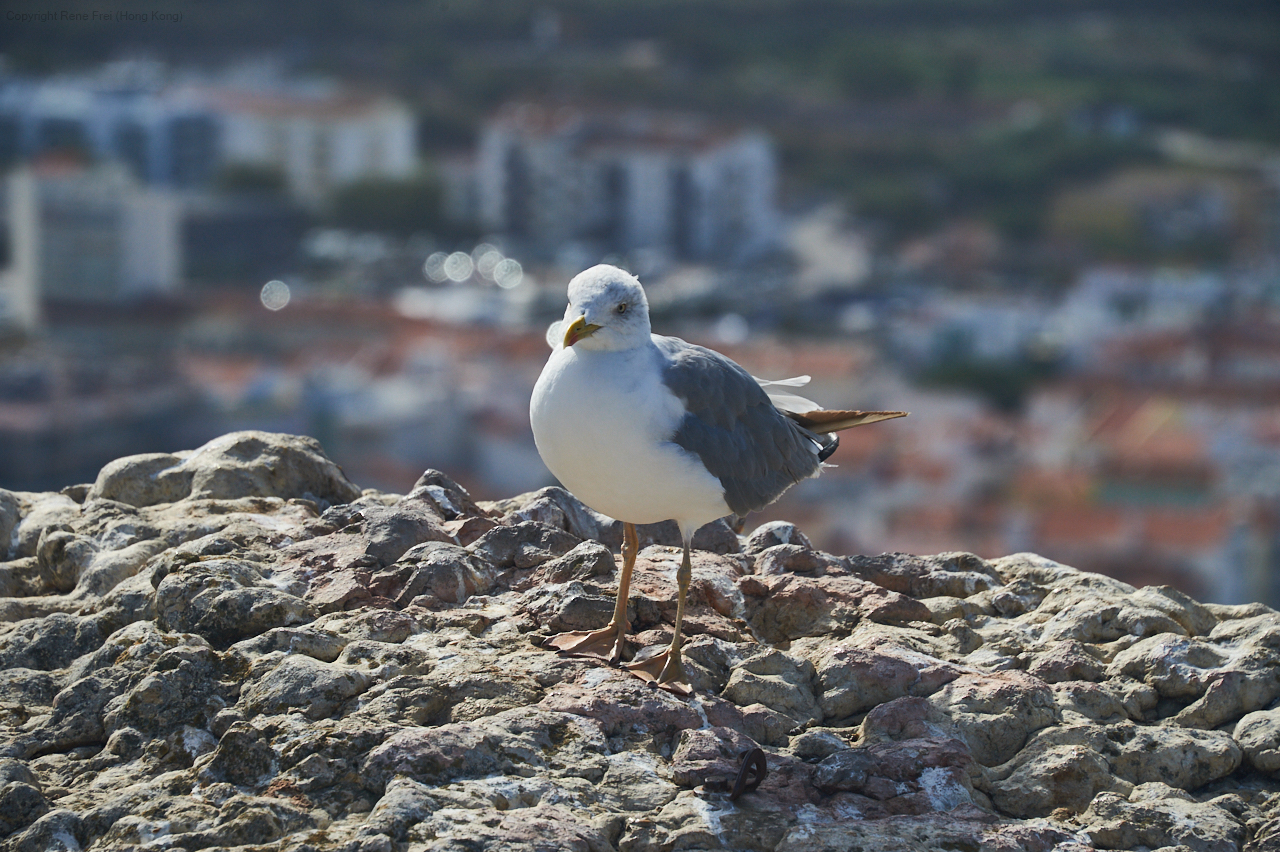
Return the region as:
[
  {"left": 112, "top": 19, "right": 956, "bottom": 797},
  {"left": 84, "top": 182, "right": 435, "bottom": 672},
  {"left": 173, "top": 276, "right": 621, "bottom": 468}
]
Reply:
[{"left": 730, "top": 747, "right": 767, "bottom": 801}]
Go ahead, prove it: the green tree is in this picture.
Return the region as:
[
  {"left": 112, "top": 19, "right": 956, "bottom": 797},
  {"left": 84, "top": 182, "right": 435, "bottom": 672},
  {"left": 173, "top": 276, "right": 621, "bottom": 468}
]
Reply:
[{"left": 327, "top": 173, "right": 446, "bottom": 237}]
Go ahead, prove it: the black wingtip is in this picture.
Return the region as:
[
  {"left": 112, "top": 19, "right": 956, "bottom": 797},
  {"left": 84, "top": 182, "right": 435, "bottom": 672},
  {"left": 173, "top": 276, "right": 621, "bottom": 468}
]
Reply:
[{"left": 817, "top": 433, "right": 840, "bottom": 462}]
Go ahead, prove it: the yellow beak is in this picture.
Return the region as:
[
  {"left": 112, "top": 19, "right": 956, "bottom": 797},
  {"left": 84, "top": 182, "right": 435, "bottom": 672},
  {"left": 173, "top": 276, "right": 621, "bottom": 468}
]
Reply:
[{"left": 563, "top": 316, "right": 602, "bottom": 347}]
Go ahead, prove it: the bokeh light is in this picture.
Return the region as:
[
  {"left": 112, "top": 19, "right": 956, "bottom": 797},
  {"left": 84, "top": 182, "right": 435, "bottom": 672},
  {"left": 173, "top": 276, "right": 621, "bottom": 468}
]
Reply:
[
  {"left": 494, "top": 258, "right": 523, "bottom": 289},
  {"left": 443, "top": 251, "right": 475, "bottom": 282},
  {"left": 260, "top": 280, "right": 291, "bottom": 311},
  {"left": 423, "top": 252, "right": 449, "bottom": 282}
]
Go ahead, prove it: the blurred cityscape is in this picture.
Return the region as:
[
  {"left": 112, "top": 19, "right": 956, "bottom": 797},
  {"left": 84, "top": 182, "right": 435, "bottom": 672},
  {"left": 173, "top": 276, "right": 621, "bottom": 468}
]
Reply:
[{"left": 1, "top": 1, "right": 1278, "bottom": 606}]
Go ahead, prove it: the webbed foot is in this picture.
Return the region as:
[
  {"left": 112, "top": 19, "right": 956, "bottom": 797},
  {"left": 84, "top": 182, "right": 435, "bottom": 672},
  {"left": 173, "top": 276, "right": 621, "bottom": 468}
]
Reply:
[
  {"left": 625, "top": 644, "right": 694, "bottom": 696},
  {"left": 545, "top": 623, "right": 628, "bottom": 665}
]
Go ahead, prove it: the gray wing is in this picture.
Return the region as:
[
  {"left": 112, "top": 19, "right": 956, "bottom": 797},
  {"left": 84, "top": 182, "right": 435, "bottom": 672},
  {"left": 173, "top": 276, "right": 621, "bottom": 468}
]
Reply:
[{"left": 654, "top": 335, "right": 829, "bottom": 517}]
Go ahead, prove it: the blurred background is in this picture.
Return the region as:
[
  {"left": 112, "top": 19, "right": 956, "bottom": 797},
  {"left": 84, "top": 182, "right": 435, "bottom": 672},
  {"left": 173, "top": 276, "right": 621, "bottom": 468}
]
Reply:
[{"left": 1, "top": 0, "right": 1278, "bottom": 606}]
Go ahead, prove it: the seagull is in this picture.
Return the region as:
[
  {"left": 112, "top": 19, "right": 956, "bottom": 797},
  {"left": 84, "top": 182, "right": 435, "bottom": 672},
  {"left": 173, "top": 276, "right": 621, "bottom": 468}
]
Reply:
[{"left": 530, "top": 265, "right": 906, "bottom": 695}]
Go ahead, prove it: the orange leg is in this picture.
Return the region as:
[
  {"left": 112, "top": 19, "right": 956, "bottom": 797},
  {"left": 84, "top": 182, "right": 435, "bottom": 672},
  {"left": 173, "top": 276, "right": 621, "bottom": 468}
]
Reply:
[{"left": 625, "top": 536, "right": 693, "bottom": 697}]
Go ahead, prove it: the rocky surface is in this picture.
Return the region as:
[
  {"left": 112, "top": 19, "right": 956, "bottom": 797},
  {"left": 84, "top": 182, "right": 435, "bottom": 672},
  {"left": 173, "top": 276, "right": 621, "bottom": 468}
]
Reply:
[{"left": 0, "top": 430, "right": 1277, "bottom": 851}]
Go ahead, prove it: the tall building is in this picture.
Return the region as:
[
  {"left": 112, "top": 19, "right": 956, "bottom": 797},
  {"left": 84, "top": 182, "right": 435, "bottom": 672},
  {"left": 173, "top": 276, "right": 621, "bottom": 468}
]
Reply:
[
  {"left": 0, "top": 74, "right": 221, "bottom": 189},
  {"left": 206, "top": 84, "right": 417, "bottom": 208},
  {"left": 463, "top": 103, "right": 779, "bottom": 262},
  {"left": 0, "top": 65, "right": 418, "bottom": 208},
  {"left": 0, "top": 162, "right": 181, "bottom": 325}
]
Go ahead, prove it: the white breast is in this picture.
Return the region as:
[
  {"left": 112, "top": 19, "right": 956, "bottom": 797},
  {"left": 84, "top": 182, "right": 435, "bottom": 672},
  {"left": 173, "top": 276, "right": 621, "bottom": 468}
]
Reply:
[{"left": 530, "top": 344, "right": 730, "bottom": 530}]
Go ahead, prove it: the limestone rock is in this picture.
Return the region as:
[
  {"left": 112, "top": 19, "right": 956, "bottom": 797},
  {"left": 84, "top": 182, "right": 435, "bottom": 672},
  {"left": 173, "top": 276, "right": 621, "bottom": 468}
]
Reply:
[
  {"left": 469, "top": 520, "right": 581, "bottom": 569},
  {"left": 722, "top": 648, "right": 821, "bottom": 726},
  {"left": 241, "top": 653, "right": 373, "bottom": 720},
  {"left": 0, "top": 431, "right": 1275, "bottom": 852},
  {"left": 740, "top": 572, "right": 932, "bottom": 643},
  {"left": 814, "top": 642, "right": 963, "bottom": 721},
  {"left": 926, "top": 670, "right": 1059, "bottom": 766},
  {"left": 409, "top": 469, "right": 489, "bottom": 521},
  {"left": 154, "top": 557, "right": 316, "bottom": 646},
  {"left": 813, "top": 737, "right": 977, "bottom": 815},
  {"left": 88, "top": 431, "right": 361, "bottom": 508},
  {"left": 989, "top": 743, "right": 1124, "bottom": 817},
  {"left": 0, "top": 490, "right": 20, "bottom": 561},
  {"left": 669, "top": 725, "right": 760, "bottom": 788},
  {"left": 10, "top": 492, "right": 80, "bottom": 560},
  {"left": 744, "top": 520, "right": 813, "bottom": 554},
  {"left": 1106, "top": 723, "right": 1242, "bottom": 789},
  {"left": 1081, "top": 787, "right": 1245, "bottom": 852},
  {"left": 847, "top": 551, "right": 1002, "bottom": 599},
  {"left": 1234, "top": 708, "right": 1280, "bottom": 774},
  {"left": 773, "top": 811, "right": 1073, "bottom": 852}
]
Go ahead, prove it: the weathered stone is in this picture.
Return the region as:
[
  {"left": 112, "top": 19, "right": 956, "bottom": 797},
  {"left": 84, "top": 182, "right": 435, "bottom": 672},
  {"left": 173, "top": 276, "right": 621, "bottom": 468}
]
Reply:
[
  {"left": 669, "top": 725, "right": 760, "bottom": 788},
  {"left": 1106, "top": 723, "right": 1242, "bottom": 789},
  {"left": 1107, "top": 633, "right": 1230, "bottom": 699},
  {"left": 1235, "top": 708, "right": 1280, "bottom": 774},
  {"left": 88, "top": 431, "right": 361, "bottom": 508},
  {"left": 918, "top": 594, "right": 990, "bottom": 624},
  {"left": 87, "top": 452, "right": 192, "bottom": 507},
  {"left": 495, "top": 485, "right": 622, "bottom": 547},
  {"left": 34, "top": 528, "right": 97, "bottom": 593},
  {"left": 814, "top": 737, "right": 976, "bottom": 815},
  {"left": 469, "top": 521, "right": 581, "bottom": 569},
  {"left": 5, "top": 809, "right": 86, "bottom": 852},
  {"left": 1081, "top": 787, "right": 1245, "bottom": 852},
  {"left": 10, "top": 493, "right": 80, "bottom": 559},
  {"left": 409, "top": 469, "right": 488, "bottom": 521},
  {"left": 241, "top": 653, "right": 373, "bottom": 719},
  {"left": 990, "top": 576, "right": 1050, "bottom": 616},
  {"left": 103, "top": 642, "right": 245, "bottom": 735},
  {"left": 625, "top": 547, "right": 748, "bottom": 639},
  {"left": 790, "top": 729, "right": 850, "bottom": 760},
  {"left": 358, "top": 503, "right": 455, "bottom": 566},
  {"left": 722, "top": 648, "right": 821, "bottom": 726},
  {"left": 847, "top": 551, "right": 1001, "bottom": 599},
  {"left": 814, "top": 642, "right": 963, "bottom": 720},
  {"left": 1010, "top": 563, "right": 1200, "bottom": 645},
  {"left": 195, "top": 721, "right": 277, "bottom": 787},
  {"left": 539, "top": 674, "right": 704, "bottom": 740},
  {"left": 361, "top": 707, "right": 608, "bottom": 794},
  {"left": 625, "top": 517, "right": 741, "bottom": 554},
  {"left": 740, "top": 572, "right": 932, "bottom": 643},
  {"left": 860, "top": 695, "right": 958, "bottom": 745},
  {"left": 773, "top": 811, "right": 1057, "bottom": 852},
  {"left": 600, "top": 751, "right": 679, "bottom": 811},
  {"left": 0, "top": 612, "right": 105, "bottom": 671},
  {"left": 3, "top": 433, "right": 1278, "bottom": 852},
  {"left": 753, "top": 544, "right": 847, "bottom": 577},
  {"left": 927, "top": 670, "right": 1059, "bottom": 766},
  {"left": 512, "top": 539, "right": 616, "bottom": 591},
  {"left": 1027, "top": 639, "right": 1105, "bottom": 683},
  {"left": 370, "top": 541, "right": 494, "bottom": 606},
  {"left": 0, "top": 777, "right": 49, "bottom": 835},
  {"left": 1052, "top": 680, "right": 1136, "bottom": 723},
  {"left": 155, "top": 558, "right": 316, "bottom": 646},
  {"left": 521, "top": 581, "right": 618, "bottom": 634},
  {"left": 989, "top": 741, "right": 1129, "bottom": 817},
  {"left": 230, "top": 625, "right": 349, "bottom": 663},
  {"left": 0, "top": 489, "right": 20, "bottom": 561},
  {"left": 744, "top": 520, "right": 813, "bottom": 555}
]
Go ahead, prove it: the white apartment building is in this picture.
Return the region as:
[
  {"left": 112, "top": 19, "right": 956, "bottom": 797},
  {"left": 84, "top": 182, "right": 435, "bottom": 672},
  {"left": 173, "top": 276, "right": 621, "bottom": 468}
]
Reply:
[
  {"left": 206, "top": 86, "right": 417, "bottom": 209},
  {"left": 1, "top": 163, "right": 181, "bottom": 328},
  {"left": 466, "top": 103, "right": 779, "bottom": 262},
  {"left": 0, "top": 66, "right": 418, "bottom": 210}
]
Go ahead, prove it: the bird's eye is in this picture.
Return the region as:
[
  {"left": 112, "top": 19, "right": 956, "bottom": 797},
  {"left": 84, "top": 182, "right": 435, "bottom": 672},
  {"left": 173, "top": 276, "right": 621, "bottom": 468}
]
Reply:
[{"left": 616, "top": 303, "right": 628, "bottom": 315}]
